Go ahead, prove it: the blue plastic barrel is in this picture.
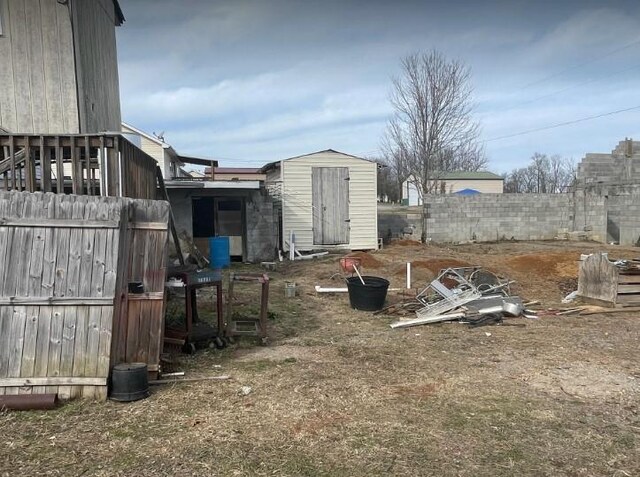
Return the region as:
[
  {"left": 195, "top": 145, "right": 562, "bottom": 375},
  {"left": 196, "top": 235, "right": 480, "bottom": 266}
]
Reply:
[{"left": 209, "top": 236, "right": 230, "bottom": 269}]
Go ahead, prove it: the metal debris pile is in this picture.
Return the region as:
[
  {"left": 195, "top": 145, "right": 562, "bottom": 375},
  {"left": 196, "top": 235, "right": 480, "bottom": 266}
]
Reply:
[{"left": 389, "top": 267, "right": 537, "bottom": 329}]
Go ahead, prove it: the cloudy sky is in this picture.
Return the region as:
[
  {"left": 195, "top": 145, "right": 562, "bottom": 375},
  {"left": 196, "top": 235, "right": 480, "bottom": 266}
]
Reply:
[{"left": 116, "top": 0, "right": 640, "bottom": 172}]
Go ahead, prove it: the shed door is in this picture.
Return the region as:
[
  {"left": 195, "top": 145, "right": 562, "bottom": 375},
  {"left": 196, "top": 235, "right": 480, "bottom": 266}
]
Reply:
[{"left": 312, "top": 167, "right": 349, "bottom": 245}]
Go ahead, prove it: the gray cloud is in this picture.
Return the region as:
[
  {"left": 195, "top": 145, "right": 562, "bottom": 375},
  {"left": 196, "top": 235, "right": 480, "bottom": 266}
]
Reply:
[{"left": 116, "top": 0, "right": 640, "bottom": 169}]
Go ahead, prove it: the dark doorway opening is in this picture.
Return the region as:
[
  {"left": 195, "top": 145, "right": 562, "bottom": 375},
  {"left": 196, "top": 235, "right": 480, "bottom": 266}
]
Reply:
[{"left": 192, "top": 196, "right": 245, "bottom": 261}]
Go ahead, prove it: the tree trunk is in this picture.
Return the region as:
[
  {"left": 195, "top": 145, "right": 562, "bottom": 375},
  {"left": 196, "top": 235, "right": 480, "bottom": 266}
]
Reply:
[{"left": 421, "top": 191, "right": 428, "bottom": 243}]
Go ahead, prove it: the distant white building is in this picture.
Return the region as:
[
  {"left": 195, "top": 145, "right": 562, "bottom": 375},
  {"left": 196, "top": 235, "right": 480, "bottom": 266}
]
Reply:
[
  {"left": 121, "top": 122, "right": 185, "bottom": 178},
  {"left": 402, "top": 171, "right": 504, "bottom": 206}
]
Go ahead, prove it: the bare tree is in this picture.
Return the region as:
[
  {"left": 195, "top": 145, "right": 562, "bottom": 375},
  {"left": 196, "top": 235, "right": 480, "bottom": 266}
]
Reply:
[
  {"left": 383, "top": 50, "right": 485, "bottom": 240},
  {"left": 504, "top": 153, "right": 576, "bottom": 193}
]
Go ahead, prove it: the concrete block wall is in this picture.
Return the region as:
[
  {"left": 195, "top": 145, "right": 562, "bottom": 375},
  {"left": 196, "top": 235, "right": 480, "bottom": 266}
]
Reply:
[
  {"left": 377, "top": 207, "right": 423, "bottom": 240},
  {"left": 577, "top": 139, "right": 640, "bottom": 186},
  {"left": 608, "top": 197, "right": 640, "bottom": 245},
  {"left": 601, "top": 189, "right": 640, "bottom": 245},
  {"left": 571, "top": 190, "right": 607, "bottom": 242},
  {"left": 423, "top": 194, "right": 574, "bottom": 243},
  {"left": 245, "top": 189, "right": 277, "bottom": 262}
]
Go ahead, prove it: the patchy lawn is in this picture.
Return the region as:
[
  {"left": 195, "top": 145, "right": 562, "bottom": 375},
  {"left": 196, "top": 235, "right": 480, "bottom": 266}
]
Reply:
[{"left": 2, "top": 241, "right": 640, "bottom": 476}]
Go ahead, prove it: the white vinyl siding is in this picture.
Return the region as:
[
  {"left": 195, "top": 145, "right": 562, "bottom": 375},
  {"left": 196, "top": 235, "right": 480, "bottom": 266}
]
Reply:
[
  {"left": 278, "top": 151, "right": 378, "bottom": 251},
  {"left": 121, "top": 123, "right": 170, "bottom": 177}
]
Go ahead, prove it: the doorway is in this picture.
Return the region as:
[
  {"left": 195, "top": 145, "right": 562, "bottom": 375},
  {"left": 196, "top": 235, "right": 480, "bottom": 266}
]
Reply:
[
  {"left": 311, "top": 167, "right": 350, "bottom": 245},
  {"left": 192, "top": 196, "right": 245, "bottom": 260}
]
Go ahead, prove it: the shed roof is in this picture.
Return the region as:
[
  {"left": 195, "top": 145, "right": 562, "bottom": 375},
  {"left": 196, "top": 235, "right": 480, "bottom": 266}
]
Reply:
[
  {"left": 441, "top": 171, "right": 503, "bottom": 181},
  {"left": 260, "top": 149, "right": 373, "bottom": 173},
  {"left": 204, "top": 167, "right": 263, "bottom": 174}
]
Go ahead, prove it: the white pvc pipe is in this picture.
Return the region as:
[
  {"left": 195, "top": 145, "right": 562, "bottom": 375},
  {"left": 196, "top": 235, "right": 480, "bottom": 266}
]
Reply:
[
  {"left": 289, "top": 230, "right": 294, "bottom": 261},
  {"left": 406, "top": 262, "right": 411, "bottom": 289}
]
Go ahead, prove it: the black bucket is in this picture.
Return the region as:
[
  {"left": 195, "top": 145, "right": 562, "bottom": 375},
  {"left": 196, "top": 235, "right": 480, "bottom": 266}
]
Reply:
[
  {"left": 346, "top": 276, "right": 390, "bottom": 311},
  {"left": 109, "top": 363, "right": 150, "bottom": 402}
]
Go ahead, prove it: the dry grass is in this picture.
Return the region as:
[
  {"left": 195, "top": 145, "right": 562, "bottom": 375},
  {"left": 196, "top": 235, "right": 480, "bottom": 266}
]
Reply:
[{"left": 2, "top": 241, "right": 640, "bottom": 476}]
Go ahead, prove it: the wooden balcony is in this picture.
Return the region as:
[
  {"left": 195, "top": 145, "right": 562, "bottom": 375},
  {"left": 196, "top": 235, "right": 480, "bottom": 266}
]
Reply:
[{"left": 0, "top": 134, "right": 158, "bottom": 199}]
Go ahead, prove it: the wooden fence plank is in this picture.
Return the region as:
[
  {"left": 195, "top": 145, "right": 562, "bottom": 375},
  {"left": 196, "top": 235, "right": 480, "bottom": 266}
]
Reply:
[
  {"left": 72, "top": 199, "right": 97, "bottom": 398},
  {"left": 0, "top": 307, "right": 13, "bottom": 378},
  {"left": 0, "top": 298, "right": 114, "bottom": 305},
  {"left": 40, "top": 194, "right": 57, "bottom": 296},
  {"left": 0, "top": 196, "right": 10, "bottom": 379},
  {"left": 65, "top": 199, "right": 85, "bottom": 297},
  {"left": 53, "top": 195, "right": 72, "bottom": 297},
  {"left": 125, "top": 299, "right": 141, "bottom": 363},
  {"left": 45, "top": 307, "right": 64, "bottom": 394},
  {"left": 58, "top": 301, "right": 78, "bottom": 400},
  {"left": 137, "top": 302, "right": 151, "bottom": 364},
  {"left": 3, "top": 194, "right": 25, "bottom": 297},
  {"left": 7, "top": 307, "right": 27, "bottom": 379},
  {"left": 110, "top": 202, "right": 130, "bottom": 368},
  {"left": 33, "top": 306, "right": 52, "bottom": 393},
  {"left": 16, "top": 194, "right": 35, "bottom": 296},
  {"left": 0, "top": 377, "right": 106, "bottom": 387},
  {"left": 147, "top": 300, "right": 163, "bottom": 380},
  {"left": 70, "top": 306, "right": 90, "bottom": 399},
  {"left": 0, "top": 218, "right": 120, "bottom": 228},
  {"left": 20, "top": 308, "right": 38, "bottom": 380}
]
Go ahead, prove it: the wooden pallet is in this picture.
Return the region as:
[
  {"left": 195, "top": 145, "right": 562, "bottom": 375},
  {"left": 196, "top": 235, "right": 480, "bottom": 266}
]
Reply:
[{"left": 578, "top": 254, "right": 640, "bottom": 307}]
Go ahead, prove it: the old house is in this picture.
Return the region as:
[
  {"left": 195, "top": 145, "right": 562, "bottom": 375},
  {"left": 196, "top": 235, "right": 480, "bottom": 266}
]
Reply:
[
  {"left": 0, "top": 0, "right": 170, "bottom": 400},
  {"left": 0, "top": 0, "right": 124, "bottom": 134},
  {"left": 121, "top": 122, "right": 189, "bottom": 179},
  {"left": 262, "top": 149, "right": 379, "bottom": 252},
  {"left": 402, "top": 171, "right": 504, "bottom": 206}
]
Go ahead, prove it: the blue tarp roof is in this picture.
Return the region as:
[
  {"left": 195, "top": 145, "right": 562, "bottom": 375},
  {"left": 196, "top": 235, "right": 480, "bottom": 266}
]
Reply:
[{"left": 454, "top": 188, "right": 480, "bottom": 195}]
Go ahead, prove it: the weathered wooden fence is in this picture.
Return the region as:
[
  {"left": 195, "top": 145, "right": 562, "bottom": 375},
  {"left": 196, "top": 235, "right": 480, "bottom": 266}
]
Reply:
[
  {"left": 112, "top": 200, "right": 169, "bottom": 379},
  {"left": 0, "top": 191, "right": 169, "bottom": 400},
  {"left": 0, "top": 134, "right": 158, "bottom": 199}
]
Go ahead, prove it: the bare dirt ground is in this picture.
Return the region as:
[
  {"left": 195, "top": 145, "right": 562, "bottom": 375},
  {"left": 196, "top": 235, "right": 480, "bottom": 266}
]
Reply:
[{"left": 2, "top": 240, "right": 640, "bottom": 476}]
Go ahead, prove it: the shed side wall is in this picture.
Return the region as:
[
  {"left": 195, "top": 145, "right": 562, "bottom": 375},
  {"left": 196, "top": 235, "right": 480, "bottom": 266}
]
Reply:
[{"left": 281, "top": 152, "right": 378, "bottom": 251}]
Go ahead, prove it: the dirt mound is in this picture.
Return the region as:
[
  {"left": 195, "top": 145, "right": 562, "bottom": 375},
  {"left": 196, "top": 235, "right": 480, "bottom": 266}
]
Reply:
[
  {"left": 506, "top": 252, "right": 580, "bottom": 279},
  {"left": 346, "top": 251, "right": 383, "bottom": 269},
  {"left": 412, "top": 258, "right": 472, "bottom": 274}
]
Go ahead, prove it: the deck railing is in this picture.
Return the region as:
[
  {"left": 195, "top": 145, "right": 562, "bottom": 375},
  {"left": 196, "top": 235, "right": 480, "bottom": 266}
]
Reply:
[{"left": 0, "top": 134, "right": 158, "bottom": 199}]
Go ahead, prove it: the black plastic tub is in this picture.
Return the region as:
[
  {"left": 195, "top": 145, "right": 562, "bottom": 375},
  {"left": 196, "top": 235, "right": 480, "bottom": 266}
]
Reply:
[
  {"left": 346, "top": 276, "right": 390, "bottom": 311},
  {"left": 109, "top": 363, "right": 150, "bottom": 402}
]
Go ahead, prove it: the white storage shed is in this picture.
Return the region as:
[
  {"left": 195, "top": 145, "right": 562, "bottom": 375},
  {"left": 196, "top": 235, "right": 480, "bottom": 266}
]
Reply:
[{"left": 262, "top": 150, "right": 379, "bottom": 251}]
